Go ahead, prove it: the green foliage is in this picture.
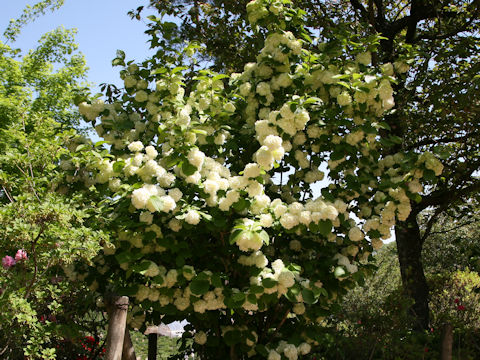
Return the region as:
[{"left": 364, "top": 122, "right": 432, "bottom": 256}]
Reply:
[
  {"left": 429, "top": 269, "right": 480, "bottom": 330},
  {"left": 3, "top": 0, "right": 65, "bottom": 43},
  {"left": 0, "top": 24, "right": 107, "bottom": 359},
  {"left": 422, "top": 211, "right": 480, "bottom": 273},
  {"left": 325, "top": 240, "right": 480, "bottom": 359}
]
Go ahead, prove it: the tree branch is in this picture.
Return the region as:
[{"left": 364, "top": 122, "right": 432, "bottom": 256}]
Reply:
[
  {"left": 349, "top": 0, "right": 369, "bottom": 22},
  {"left": 405, "top": 132, "right": 479, "bottom": 151},
  {"left": 421, "top": 206, "right": 444, "bottom": 243},
  {"left": 25, "top": 225, "right": 45, "bottom": 298},
  {"left": 420, "top": 179, "right": 480, "bottom": 209},
  {"left": 427, "top": 220, "right": 476, "bottom": 236},
  {"left": 1, "top": 185, "right": 14, "bottom": 203}
]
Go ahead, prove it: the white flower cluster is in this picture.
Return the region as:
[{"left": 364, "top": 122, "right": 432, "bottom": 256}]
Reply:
[
  {"left": 78, "top": 99, "right": 104, "bottom": 121},
  {"left": 418, "top": 151, "right": 444, "bottom": 176},
  {"left": 268, "top": 341, "right": 311, "bottom": 360},
  {"left": 131, "top": 184, "right": 176, "bottom": 213},
  {"left": 238, "top": 251, "right": 269, "bottom": 268}
]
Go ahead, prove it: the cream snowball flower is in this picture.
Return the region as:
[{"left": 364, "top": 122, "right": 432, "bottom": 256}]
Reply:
[
  {"left": 128, "top": 141, "right": 144, "bottom": 152},
  {"left": 185, "top": 210, "right": 201, "bottom": 225},
  {"left": 348, "top": 227, "right": 364, "bottom": 242},
  {"left": 131, "top": 187, "right": 151, "bottom": 209},
  {"left": 268, "top": 350, "right": 281, "bottom": 360},
  {"left": 188, "top": 148, "right": 205, "bottom": 169},
  {"left": 283, "top": 344, "right": 298, "bottom": 360},
  {"left": 145, "top": 145, "right": 158, "bottom": 159},
  {"left": 337, "top": 91, "right": 352, "bottom": 106}
]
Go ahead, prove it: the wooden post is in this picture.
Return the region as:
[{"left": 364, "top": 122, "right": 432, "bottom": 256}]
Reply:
[
  {"left": 105, "top": 296, "right": 129, "bottom": 360},
  {"left": 441, "top": 323, "right": 453, "bottom": 360},
  {"left": 148, "top": 333, "right": 158, "bottom": 360},
  {"left": 122, "top": 328, "right": 137, "bottom": 360}
]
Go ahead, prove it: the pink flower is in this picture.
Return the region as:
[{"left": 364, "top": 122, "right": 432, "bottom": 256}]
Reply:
[
  {"left": 15, "top": 249, "right": 28, "bottom": 262},
  {"left": 2, "top": 256, "right": 16, "bottom": 269}
]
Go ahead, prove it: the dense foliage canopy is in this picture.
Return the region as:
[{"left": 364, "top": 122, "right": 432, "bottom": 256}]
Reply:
[
  {"left": 0, "top": 25, "right": 106, "bottom": 360},
  {"left": 67, "top": 0, "right": 448, "bottom": 358}
]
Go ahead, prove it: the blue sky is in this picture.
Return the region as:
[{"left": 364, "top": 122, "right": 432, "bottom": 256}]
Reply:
[{"left": 1, "top": 0, "right": 155, "bottom": 92}]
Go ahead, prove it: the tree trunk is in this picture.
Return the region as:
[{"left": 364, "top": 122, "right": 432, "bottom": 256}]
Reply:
[
  {"left": 105, "top": 296, "right": 129, "bottom": 360},
  {"left": 395, "top": 211, "right": 430, "bottom": 330},
  {"left": 441, "top": 323, "right": 453, "bottom": 360},
  {"left": 122, "top": 328, "right": 137, "bottom": 360}
]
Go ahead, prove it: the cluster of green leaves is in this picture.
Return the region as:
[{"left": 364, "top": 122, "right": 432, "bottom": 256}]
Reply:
[
  {"left": 320, "top": 211, "right": 480, "bottom": 359},
  {"left": 3, "top": 0, "right": 65, "bottom": 43},
  {"left": 0, "top": 23, "right": 108, "bottom": 360}
]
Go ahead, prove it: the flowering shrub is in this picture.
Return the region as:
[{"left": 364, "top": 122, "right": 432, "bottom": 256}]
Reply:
[
  {"left": 69, "top": 0, "right": 442, "bottom": 358},
  {"left": 429, "top": 269, "right": 480, "bottom": 330},
  {"left": 76, "top": 335, "right": 106, "bottom": 360}
]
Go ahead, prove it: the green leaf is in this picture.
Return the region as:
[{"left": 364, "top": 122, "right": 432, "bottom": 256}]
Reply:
[
  {"left": 250, "top": 285, "right": 263, "bottom": 294},
  {"left": 131, "top": 261, "right": 151, "bottom": 275},
  {"left": 262, "top": 278, "right": 277, "bottom": 288},
  {"left": 116, "top": 49, "right": 125, "bottom": 60},
  {"left": 330, "top": 150, "right": 344, "bottom": 161},
  {"left": 94, "top": 140, "right": 107, "bottom": 147},
  {"left": 317, "top": 220, "right": 332, "bottom": 236},
  {"left": 115, "top": 251, "right": 131, "bottom": 264},
  {"left": 164, "top": 155, "right": 180, "bottom": 168},
  {"left": 257, "top": 230, "right": 269, "bottom": 246},
  {"left": 303, "top": 96, "right": 322, "bottom": 105},
  {"left": 247, "top": 294, "right": 257, "bottom": 304},
  {"left": 192, "top": 128, "right": 208, "bottom": 136},
  {"left": 231, "top": 292, "right": 246, "bottom": 303},
  {"left": 229, "top": 229, "right": 243, "bottom": 245},
  {"left": 148, "top": 195, "right": 164, "bottom": 212},
  {"left": 211, "top": 274, "right": 222, "bottom": 288},
  {"left": 113, "top": 161, "right": 125, "bottom": 173},
  {"left": 423, "top": 169, "right": 436, "bottom": 182},
  {"left": 213, "top": 74, "right": 229, "bottom": 81},
  {"left": 301, "top": 288, "right": 317, "bottom": 304},
  {"left": 190, "top": 279, "right": 210, "bottom": 295},
  {"left": 118, "top": 285, "right": 139, "bottom": 296},
  {"left": 337, "top": 81, "right": 351, "bottom": 89},
  {"left": 377, "top": 121, "right": 391, "bottom": 131},
  {"left": 223, "top": 330, "right": 241, "bottom": 346},
  {"left": 232, "top": 198, "right": 248, "bottom": 212},
  {"left": 256, "top": 344, "right": 268, "bottom": 357},
  {"left": 172, "top": 66, "right": 187, "bottom": 74},
  {"left": 182, "top": 161, "right": 197, "bottom": 176}
]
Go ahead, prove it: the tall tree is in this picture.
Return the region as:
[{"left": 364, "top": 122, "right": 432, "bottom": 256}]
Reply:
[
  {"left": 134, "top": 0, "right": 480, "bottom": 330},
  {"left": 0, "top": 23, "right": 107, "bottom": 360}
]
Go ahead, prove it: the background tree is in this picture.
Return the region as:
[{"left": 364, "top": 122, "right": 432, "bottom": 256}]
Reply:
[
  {"left": 0, "top": 24, "right": 108, "bottom": 360},
  {"left": 324, "top": 207, "right": 480, "bottom": 359},
  {"left": 132, "top": 0, "right": 480, "bottom": 330}
]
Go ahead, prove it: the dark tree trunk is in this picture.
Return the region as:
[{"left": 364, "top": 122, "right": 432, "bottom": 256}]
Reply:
[
  {"left": 395, "top": 210, "right": 430, "bottom": 330},
  {"left": 441, "top": 323, "right": 453, "bottom": 360}
]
